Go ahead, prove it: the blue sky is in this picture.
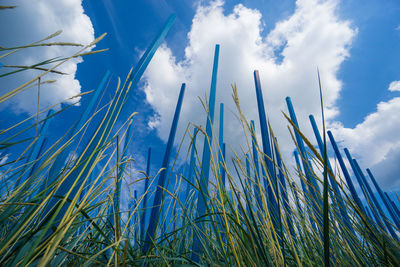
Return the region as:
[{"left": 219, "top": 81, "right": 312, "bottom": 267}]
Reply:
[{"left": 1, "top": 0, "right": 400, "bottom": 196}]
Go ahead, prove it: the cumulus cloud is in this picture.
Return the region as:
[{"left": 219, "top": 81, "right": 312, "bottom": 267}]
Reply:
[
  {"left": 0, "top": 0, "right": 95, "bottom": 114},
  {"left": 143, "top": 0, "right": 355, "bottom": 171},
  {"left": 389, "top": 81, "right": 400, "bottom": 92}
]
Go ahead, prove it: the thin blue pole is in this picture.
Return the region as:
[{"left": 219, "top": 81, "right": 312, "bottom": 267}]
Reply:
[
  {"left": 250, "top": 121, "right": 263, "bottom": 219},
  {"left": 192, "top": 45, "right": 219, "bottom": 261},
  {"left": 309, "top": 115, "right": 353, "bottom": 233},
  {"left": 245, "top": 154, "right": 252, "bottom": 214},
  {"left": 144, "top": 83, "right": 185, "bottom": 251},
  {"left": 253, "top": 70, "right": 279, "bottom": 230},
  {"left": 195, "top": 44, "right": 220, "bottom": 218},
  {"left": 327, "top": 131, "right": 365, "bottom": 213},
  {"left": 351, "top": 157, "right": 398, "bottom": 239},
  {"left": 140, "top": 147, "right": 151, "bottom": 240},
  {"left": 273, "top": 138, "right": 296, "bottom": 241},
  {"left": 366, "top": 169, "right": 400, "bottom": 229},
  {"left": 184, "top": 128, "right": 198, "bottom": 204}
]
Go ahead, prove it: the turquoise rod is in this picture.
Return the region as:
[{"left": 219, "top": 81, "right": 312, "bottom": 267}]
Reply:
[
  {"left": 144, "top": 84, "right": 185, "bottom": 251},
  {"left": 192, "top": 45, "right": 220, "bottom": 261}
]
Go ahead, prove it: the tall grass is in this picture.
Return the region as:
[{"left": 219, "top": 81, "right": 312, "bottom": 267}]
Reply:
[{"left": 1, "top": 12, "right": 400, "bottom": 267}]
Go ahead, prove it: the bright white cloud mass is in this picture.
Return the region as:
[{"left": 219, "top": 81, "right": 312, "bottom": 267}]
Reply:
[
  {"left": 0, "top": 0, "right": 94, "bottom": 114},
  {"left": 143, "top": 0, "right": 400, "bottom": 189}
]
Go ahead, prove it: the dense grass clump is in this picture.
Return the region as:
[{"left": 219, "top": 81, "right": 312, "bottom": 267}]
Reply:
[{"left": 1, "top": 14, "right": 400, "bottom": 267}]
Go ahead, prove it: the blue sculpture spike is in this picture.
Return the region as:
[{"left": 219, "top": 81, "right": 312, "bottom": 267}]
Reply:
[
  {"left": 195, "top": 44, "right": 220, "bottom": 218},
  {"left": 327, "top": 131, "right": 365, "bottom": 213},
  {"left": 309, "top": 115, "right": 353, "bottom": 233},
  {"left": 144, "top": 83, "right": 185, "bottom": 251},
  {"left": 253, "top": 71, "right": 279, "bottom": 230},
  {"left": 192, "top": 45, "right": 219, "bottom": 261},
  {"left": 366, "top": 169, "right": 400, "bottom": 229},
  {"left": 250, "top": 121, "right": 263, "bottom": 219}
]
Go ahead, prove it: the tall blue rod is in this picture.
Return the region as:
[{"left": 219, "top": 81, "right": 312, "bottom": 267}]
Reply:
[
  {"left": 192, "top": 45, "right": 219, "bottom": 261},
  {"left": 250, "top": 121, "right": 263, "bottom": 218},
  {"left": 253, "top": 70, "right": 279, "bottom": 230},
  {"left": 195, "top": 44, "right": 220, "bottom": 218},
  {"left": 366, "top": 169, "right": 400, "bottom": 229},
  {"left": 140, "top": 147, "right": 151, "bottom": 240},
  {"left": 343, "top": 149, "right": 387, "bottom": 233},
  {"left": 327, "top": 131, "right": 365, "bottom": 213},
  {"left": 286, "top": 97, "right": 321, "bottom": 199},
  {"left": 184, "top": 128, "right": 198, "bottom": 204},
  {"left": 16, "top": 109, "right": 54, "bottom": 188},
  {"left": 274, "top": 138, "right": 296, "bottom": 240},
  {"left": 352, "top": 158, "right": 398, "bottom": 239},
  {"left": 245, "top": 154, "right": 252, "bottom": 214},
  {"left": 47, "top": 71, "right": 111, "bottom": 183},
  {"left": 309, "top": 115, "right": 353, "bottom": 233},
  {"left": 144, "top": 83, "right": 185, "bottom": 250},
  {"left": 386, "top": 193, "right": 400, "bottom": 221},
  {"left": 218, "top": 103, "right": 225, "bottom": 187},
  {"left": 222, "top": 143, "right": 226, "bottom": 187},
  {"left": 294, "top": 150, "right": 317, "bottom": 232}
]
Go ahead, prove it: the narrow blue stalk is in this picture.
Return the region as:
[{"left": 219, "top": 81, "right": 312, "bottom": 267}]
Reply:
[
  {"left": 253, "top": 70, "right": 279, "bottom": 230},
  {"left": 245, "top": 154, "right": 252, "bottom": 214},
  {"left": 195, "top": 44, "right": 220, "bottom": 218},
  {"left": 309, "top": 115, "right": 353, "bottom": 233},
  {"left": 15, "top": 109, "right": 54, "bottom": 188},
  {"left": 351, "top": 157, "right": 398, "bottom": 239},
  {"left": 192, "top": 45, "right": 219, "bottom": 261},
  {"left": 366, "top": 169, "right": 400, "bottom": 229},
  {"left": 273, "top": 138, "right": 296, "bottom": 240},
  {"left": 386, "top": 193, "right": 400, "bottom": 221},
  {"left": 286, "top": 98, "right": 321, "bottom": 210},
  {"left": 184, "top": 128, "right": 198, "bottom": 204},
  {"left": 343, "top": 149, "right": 387, "bottom": 232},
  {"left": 144, "top": 83, "right": 185, "bottom": 251},
  {"left": 250, "top": 121, "right": 263, "bottom": 219},
  {"left": 140, "top": 147, "right": 151, "bottom": 240},
  {"left": 294, "top": 150, "right": 317, "bottom": 232},
  {"left": 327, "top": 131, "right": 365, "bottom": 213}
]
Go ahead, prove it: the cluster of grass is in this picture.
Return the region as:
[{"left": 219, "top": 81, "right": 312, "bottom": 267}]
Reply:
[{"left": 1, "top": 13, "right": 400, "bottom": 267}]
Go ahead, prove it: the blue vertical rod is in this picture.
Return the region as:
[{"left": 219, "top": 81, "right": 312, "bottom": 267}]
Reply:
[
  {"left": 245, "top": 154, "right": 252, "bottom": 214},
  {"left": 343, "top": 149, "right": 387, "bottom": 232},
  {"left": 193, "top": 45, "right": 219, "bottom": 260},
  {"left": 309, "top": 115, "right": 353, "bottom": 233},
  {"left": 144, "top": 83, "right": 185, "bottom": 250},
  {"left": 250, "top": 121, "right": 263, "bottom": 218},
  {"left": 273, "top": 138, "right": 296, "bottom": 241},
  {"left": 195, "top": 44, "right": 220, "bottom": 218},
  {"left": 140, "top": 148, "right": 151, "bottom": 240},
  {"left": 366, "top": 169, "right": 400, "bottom": 229},
  {"left": 351, "top": 157, "right": 398, "bottom": 239},
  {"left": 327, "top": 131, "right": 365, "bottom": 213},
  {"left": 184, "top": 128, "right": 198, "bottom": 204},
  {"left": 253, "top": 70, "right": 279, "bottom": 230}
]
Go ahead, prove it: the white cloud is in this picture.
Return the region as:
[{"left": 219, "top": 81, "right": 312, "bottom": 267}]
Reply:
[
  {"left": 0, "top": 0, "right": 95, "bottom": 114},
  {"left": 143, "top": 0, "right": 356, "bottom": 174},
  {"left": 389, "top": 81, "right": 400, "bottom": 92}
]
